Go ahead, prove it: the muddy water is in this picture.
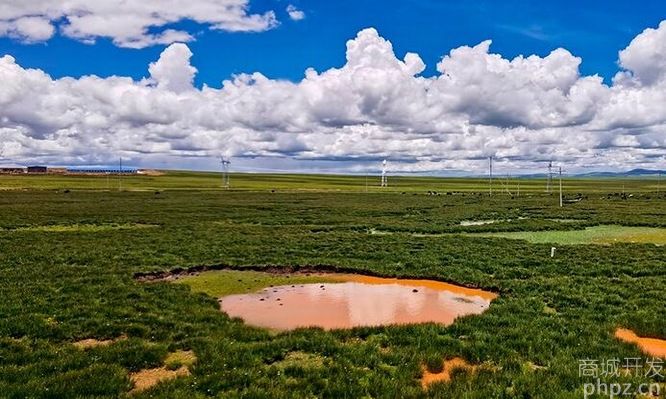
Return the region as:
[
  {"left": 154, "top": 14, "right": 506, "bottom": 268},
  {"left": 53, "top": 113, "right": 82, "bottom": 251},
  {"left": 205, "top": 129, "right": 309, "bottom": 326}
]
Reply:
[
  {"left": 615, "top": 328, "right": 666, "bottom": 358},
  {"left": 219, "top": 274, "right": 496, "bottom": 330}
]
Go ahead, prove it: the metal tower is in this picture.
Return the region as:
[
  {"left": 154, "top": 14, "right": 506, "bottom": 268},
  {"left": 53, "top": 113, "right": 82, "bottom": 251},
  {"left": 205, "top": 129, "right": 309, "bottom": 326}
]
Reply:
[{"left": 221, "top": 157, "right": 231, "bottom": 189}]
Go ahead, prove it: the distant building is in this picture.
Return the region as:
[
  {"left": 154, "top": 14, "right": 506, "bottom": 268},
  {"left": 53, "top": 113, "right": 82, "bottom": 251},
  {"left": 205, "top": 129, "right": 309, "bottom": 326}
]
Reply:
[
  {"left": 66, "top": 168, "right": 138, "bottom": 174},
  {"left": 27, "top": 166, "right": 48, "bottom": 173},
  {"left": 0, "top": 166, "right": 25, "bottom": 174},
  {"left": 48, "top": 167, "right": 68, "bottom": 174}
]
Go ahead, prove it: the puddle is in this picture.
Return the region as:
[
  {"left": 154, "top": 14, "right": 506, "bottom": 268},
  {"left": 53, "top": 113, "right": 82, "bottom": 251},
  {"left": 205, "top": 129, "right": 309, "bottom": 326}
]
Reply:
[
  {"left": 368, "top": 228, "right": 393, "bottom": 235},
  {"left": 219, "top": 274, "right": 496, "bottom": 331},
  {"left": 459, "top": 220, "right": 499, "bottom": 226},
  {"left": 421, "top": 357, "right": 476, "bottom": 389},
  {"left": 615, "top": 328, "right": 666, "bottom": 358},
  {"left": 459, "top": 217, "right": 527, "bottom": 226}
]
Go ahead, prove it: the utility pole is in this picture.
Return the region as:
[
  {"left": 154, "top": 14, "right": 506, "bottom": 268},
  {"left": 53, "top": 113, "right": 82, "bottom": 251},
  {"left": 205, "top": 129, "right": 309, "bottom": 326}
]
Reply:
[
  {"left": 489, "top": 156, "right": 493, "bottom": 196},
  {"left": 221, "top": 157, "right": 231, "bottom": 189},
  {"left": 559, "top": 166, "right": 563, "bottom": 207},
  {"left": 118, "top": 157, "right": 122, "bottom": 191}
]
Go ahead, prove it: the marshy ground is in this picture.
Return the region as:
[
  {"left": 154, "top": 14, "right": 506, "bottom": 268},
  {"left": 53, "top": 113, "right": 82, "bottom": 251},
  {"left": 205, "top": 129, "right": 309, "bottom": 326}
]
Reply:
[{"left": 0, "top": 179, "right": 664, "bottom": 397}]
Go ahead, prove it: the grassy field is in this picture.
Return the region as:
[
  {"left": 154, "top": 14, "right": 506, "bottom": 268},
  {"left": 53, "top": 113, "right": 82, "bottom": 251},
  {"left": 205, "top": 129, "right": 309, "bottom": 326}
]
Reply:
[
  {"left": 470, "top": 225, "right": 666, "bottom": 245},
  {"left": 1, "top": 169, "right": 664, "bottom": 193},
  {"left": 0, "top": 174, "right": 665, "bottom": 398}
]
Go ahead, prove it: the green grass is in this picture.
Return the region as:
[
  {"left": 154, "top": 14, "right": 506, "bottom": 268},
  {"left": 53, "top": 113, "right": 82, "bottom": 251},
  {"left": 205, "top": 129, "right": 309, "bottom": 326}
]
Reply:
[
  {"left": 176, "top": 269, "right": 341, "bottom": 297},
  {"left": 1, "top": 170, "right": 663, "bottom": 193},
  {"left": 1, "top": 222, "right": 159, "bottom": 233},
  {"left": 470, "top": 225, "right": 666, "bottom": 245},
  {"left": 0, "top": 183, "right": 664, "bottom": 398}
]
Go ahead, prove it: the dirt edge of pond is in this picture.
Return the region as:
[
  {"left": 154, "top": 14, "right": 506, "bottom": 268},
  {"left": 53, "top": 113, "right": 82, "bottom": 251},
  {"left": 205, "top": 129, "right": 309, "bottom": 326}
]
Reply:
[{"left": 133, "top": 264, "right": 500, "bottom": 295}]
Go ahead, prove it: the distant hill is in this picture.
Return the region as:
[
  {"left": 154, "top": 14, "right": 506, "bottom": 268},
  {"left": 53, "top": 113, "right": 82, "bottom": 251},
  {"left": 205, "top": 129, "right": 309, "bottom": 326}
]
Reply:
[
  {"left": 480, "top": 169, "right": 665, "bottom": 179},
  {"left": 574, "top": 169, "right": 666, "bottom": 178}
]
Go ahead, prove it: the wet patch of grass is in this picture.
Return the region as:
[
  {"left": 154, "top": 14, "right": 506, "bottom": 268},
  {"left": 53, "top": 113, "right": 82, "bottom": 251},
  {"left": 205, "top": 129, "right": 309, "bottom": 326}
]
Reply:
[{"left": 471, "top": 225, "right": 666, "bottom": 245}]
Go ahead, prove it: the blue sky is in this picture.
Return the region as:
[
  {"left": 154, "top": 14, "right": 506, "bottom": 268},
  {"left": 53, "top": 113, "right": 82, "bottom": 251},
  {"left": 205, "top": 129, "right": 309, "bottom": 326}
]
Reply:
[
  {"left": 1, "top": 1, "right": 665, "bottom": 174},
  {"left": 2, "top": 0, "right": 665, "bottom": 86}
]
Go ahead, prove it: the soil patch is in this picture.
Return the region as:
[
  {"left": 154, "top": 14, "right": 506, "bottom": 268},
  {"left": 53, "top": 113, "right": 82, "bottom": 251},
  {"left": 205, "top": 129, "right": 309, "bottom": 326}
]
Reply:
[
  {"left": 72, "top": 335, "right": 127, "bottom": 349},
  {"left": 128, "top": 350, "right": 197, "bottom": 394},
  {"left": 421, "top": 357, "right": 476, "bottom": 389},
  {"left": 129, "top": 366, "right": 190, "bottom": 394}
]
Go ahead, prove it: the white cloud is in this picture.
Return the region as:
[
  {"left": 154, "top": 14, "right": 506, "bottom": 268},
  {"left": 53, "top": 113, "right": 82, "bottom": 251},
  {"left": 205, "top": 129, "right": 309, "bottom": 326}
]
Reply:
[
  {"left": 286, "top": 5, "right": 305, "bottom": 21},
  {"left": 1, "top": 23, "right": 666, "bottom": 173},
  {"left": 0, "top": 16, "right": 55, "bottom": 43},
  {"left": 616, "top": 20, "right": 666, "bottom": 86},
  {"left": 148, "top": 43, "right": 197, "bottom": 93},
  {"left": 0, "top": 0, "right": 278, "bottom": 48}
]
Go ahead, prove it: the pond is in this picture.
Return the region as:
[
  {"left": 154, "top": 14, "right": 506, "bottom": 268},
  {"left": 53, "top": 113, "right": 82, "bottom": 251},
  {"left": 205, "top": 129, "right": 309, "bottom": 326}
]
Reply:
[{"left": 219, "top": 274, "right": 497, "bottom": 331}]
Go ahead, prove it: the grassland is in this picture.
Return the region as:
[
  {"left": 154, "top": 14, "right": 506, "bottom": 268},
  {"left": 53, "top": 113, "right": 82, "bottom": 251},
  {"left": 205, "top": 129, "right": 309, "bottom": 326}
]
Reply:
[
  {"left": 0, "top": 169, "right": 663, "bottom": 193},
  {"left": 0, "top": 173, "right": 664, "bottom": 398},
  {"left": 469, "top": 225, "right": 666, "bottom": 245}
]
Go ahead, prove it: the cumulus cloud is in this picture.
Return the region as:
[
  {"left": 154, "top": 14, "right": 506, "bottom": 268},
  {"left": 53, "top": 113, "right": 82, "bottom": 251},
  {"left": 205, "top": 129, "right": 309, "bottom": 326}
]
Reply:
[
  {"left": 616, "top": 20, "right": 666, "bottom": 86},
  {"left": 1, "top": 23, "right": 666, "bottom": 173},
  {"left": 286, "top": 5, "right": 305, "bottom": 21},
  {"left": 148, "top": 43, "right": 197, "bottom": 93},
  {"left": 0, "top": 0, "right": 278, "bottom": 48},
  {"left": 0, "top": 16, "right": 55, "bottom": 43}
]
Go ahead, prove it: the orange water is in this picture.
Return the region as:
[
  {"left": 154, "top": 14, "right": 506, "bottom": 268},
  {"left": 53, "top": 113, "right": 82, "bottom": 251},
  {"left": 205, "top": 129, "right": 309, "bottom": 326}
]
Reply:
[
  {"left": 615, "top": 328, "right": 666, "bottom": 358},
  {"left": 219, "top": 274, "right": 496, "bottom": 331}
]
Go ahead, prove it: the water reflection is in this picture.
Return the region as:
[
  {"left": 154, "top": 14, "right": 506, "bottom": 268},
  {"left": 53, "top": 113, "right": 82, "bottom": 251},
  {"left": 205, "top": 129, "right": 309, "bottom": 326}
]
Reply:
[{"left": 219, "top": 274, "right": 496, "bottom": 330}]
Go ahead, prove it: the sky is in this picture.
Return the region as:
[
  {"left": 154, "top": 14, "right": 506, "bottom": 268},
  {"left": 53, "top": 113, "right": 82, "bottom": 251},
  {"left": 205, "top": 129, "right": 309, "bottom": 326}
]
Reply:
[{"left": 1, "top": 0, "right": 666, "bottom": 174}]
